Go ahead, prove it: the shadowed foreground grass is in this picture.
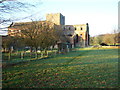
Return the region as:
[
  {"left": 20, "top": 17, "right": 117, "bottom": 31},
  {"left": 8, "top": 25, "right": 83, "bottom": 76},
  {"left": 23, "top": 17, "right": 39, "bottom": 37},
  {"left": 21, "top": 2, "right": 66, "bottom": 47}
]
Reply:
[{"left": 2, "top": 47, "right": 119, "bottom": 88}]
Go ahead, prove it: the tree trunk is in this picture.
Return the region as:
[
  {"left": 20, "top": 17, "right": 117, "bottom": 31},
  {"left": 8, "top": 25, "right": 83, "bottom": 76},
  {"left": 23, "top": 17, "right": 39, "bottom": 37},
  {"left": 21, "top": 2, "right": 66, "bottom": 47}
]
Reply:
[
  {"left": 30, "top": 47, "right": 32, "bottom": 58},
  {"left": 8, "top": 47, "right": 12, "bottom": 60},
  {"left": 35, "top": 47, "right": 38, "bottom": 59},
  {"left": 44, "top": 48, "right": 47, "bottom": 55}
]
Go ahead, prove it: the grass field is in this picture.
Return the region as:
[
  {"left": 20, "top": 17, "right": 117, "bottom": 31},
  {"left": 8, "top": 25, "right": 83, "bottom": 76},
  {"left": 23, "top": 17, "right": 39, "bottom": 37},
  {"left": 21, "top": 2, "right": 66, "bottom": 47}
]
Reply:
[{"left": 2, "top": 47, "right": 119, "bottom": 88}]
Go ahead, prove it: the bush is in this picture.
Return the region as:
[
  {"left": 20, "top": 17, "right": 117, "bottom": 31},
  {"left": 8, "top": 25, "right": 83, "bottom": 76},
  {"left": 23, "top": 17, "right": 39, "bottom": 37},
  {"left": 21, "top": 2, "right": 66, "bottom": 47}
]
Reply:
[{"left": 100, "top": 43, "right": 108, "bottom": 46}]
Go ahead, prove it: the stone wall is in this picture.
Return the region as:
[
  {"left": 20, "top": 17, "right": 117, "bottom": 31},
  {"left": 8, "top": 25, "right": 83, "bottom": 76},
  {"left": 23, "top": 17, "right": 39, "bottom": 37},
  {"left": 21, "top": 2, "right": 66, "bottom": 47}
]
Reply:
[{"left": 46, "top": 13, "right": 65, "bottom": 25}]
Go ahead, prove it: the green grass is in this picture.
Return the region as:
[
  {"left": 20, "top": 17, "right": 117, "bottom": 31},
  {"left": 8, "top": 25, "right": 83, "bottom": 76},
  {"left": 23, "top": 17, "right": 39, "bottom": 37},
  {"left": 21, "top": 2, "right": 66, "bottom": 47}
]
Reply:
[{"left": 2, "top": 47, "right": 119, "bottom": 88}]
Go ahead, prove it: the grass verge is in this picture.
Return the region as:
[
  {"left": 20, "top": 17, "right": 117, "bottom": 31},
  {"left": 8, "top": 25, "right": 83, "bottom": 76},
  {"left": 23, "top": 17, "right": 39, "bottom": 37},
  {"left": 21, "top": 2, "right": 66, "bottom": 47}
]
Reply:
[{"left": 2, "top": 47, "right": 119, "bottom": 88}]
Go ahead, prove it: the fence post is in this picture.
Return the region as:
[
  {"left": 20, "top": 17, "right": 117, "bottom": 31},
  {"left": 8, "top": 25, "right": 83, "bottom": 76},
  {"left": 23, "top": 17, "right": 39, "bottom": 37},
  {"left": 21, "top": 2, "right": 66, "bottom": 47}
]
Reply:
[
  {"left": 21, "top": 52, "right": 23, "bottom": 59},
  {"left": 8, "top": 52, "right": 11, "bottom": 60},
  {"left": 47, "top": 51, "right": 48, "bottom": 56},
  {"left": 54, "top": 51, "right": 56, "bottom": 56},
  {"left": 35, "top": 52, "right": 38, "bottom": 59},
  {"left": 41, "top": 53, "right": 43, "bottom": 58},
  {"left": 16, "top": 50, "right": 18, "bottom": 55}
]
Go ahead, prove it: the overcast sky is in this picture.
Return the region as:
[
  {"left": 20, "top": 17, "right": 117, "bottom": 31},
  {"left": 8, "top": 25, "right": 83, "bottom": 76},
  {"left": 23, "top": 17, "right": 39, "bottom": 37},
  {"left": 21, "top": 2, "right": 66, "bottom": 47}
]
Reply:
[{"left": 0, "top": 0, "right": 119, "bottom": 36}]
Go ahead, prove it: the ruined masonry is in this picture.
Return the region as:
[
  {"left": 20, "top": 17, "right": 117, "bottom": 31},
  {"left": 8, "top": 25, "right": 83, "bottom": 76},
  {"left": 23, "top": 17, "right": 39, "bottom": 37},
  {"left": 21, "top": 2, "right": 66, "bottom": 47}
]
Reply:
[{"left": 46, "top": 13, "right": 90, "bottom": 47}]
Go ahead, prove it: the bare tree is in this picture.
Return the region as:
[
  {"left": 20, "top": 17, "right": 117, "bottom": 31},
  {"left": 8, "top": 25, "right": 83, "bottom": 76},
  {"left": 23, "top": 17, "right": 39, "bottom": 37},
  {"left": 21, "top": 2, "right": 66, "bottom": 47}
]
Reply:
[
  {"left": 90, "top": 36, "right": 103, "bottom": 45},
  {"left": 12, "top": 20, "right": 60, "bottom": 58},
  {"left": 2, "top": 36, "right": 13, "bottom": 52},
  {"left": 112, "top": 29, "right": 120, "bottom": 45},
  {"left": 0, "top": 0, "right": 42, "bottom": 25}
]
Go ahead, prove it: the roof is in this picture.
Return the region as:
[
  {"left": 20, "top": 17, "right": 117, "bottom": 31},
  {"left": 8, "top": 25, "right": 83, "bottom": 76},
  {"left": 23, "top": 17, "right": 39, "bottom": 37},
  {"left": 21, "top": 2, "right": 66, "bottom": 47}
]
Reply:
[{"left": 8, "top": 20, "right": 55, "bottom": 29}]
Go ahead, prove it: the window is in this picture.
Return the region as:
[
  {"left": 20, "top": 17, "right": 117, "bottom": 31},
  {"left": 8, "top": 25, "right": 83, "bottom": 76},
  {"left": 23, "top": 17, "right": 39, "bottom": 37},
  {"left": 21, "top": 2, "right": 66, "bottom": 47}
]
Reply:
[
  {"left": 76, "top": 34, "right": 79, "bottom": 43},
  {"left": 75, "top": 27, "right": 76, "bottom": 30},
  {"left": 63, "top": 27, "right": 66, "bottom": 30},
  {"left": 80, "top": 34, "right": 82, "bottom": 37},
  {"left": 69, "top": 27, "right": 70, "bottom": 30},
  {"left": 81, "top": 27, "right": 83, "bottom": 30}
]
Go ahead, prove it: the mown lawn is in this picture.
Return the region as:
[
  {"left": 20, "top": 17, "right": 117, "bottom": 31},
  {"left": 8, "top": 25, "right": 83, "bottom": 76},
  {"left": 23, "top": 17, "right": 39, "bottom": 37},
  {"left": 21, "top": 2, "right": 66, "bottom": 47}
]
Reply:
[{"left": 2, "top": 47, "right": 119, "bottom": 88}]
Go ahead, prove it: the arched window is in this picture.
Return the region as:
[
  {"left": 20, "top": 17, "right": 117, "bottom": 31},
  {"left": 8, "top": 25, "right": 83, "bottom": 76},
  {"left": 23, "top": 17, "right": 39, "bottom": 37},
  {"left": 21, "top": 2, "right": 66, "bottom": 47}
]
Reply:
[
  {"left": 81, "top": 27, "right": 83, "bottom": 30},
  {"left": 80, "top": 34, "right": 82, "bottom": 37},
  {"left": 75, "top": 27, "right": 76, "bottom": 30},
  {"left": 64, "top": 27, "right": 66, "bottom": 30},
  {"left": 76, "top": 34, "right": 79, "bottom": 43},
  {"left": 69, "top": 27, "right": 70, "bottom": 30}
]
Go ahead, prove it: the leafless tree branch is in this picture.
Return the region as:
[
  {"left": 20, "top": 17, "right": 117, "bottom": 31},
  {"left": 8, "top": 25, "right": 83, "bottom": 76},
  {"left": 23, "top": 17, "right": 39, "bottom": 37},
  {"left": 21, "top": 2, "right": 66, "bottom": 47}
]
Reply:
[{"left": 0, "top": 0, "right": 42, "bottom": 25}]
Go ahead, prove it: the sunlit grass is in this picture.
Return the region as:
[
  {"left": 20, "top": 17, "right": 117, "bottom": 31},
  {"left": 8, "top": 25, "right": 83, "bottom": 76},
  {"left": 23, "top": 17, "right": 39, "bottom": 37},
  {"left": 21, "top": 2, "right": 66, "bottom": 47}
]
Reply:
[{"left": 2, "top": 47, "right": 119, "bottom": 88}]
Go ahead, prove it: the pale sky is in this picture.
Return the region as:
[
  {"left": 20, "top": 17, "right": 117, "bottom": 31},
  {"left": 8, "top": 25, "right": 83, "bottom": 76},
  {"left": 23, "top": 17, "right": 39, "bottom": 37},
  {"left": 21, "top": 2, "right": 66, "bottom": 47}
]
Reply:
[
  {"left": 0, "top": 0, "right": 119, "bottom": 36},
  {"left": 41, "top": 0, "right": 118, "bottom": 36}
]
